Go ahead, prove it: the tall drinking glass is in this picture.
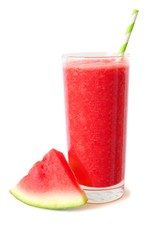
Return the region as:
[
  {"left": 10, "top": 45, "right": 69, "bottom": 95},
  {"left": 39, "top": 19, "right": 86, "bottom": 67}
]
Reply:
[{"left": 63, "top": 53, "right": 129, "bottom": 203}]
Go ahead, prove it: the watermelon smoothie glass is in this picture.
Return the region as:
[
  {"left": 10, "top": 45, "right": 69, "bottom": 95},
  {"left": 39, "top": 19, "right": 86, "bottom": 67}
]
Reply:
[{"left": 63, "top": 53, "right": 129, "bottom": 203}]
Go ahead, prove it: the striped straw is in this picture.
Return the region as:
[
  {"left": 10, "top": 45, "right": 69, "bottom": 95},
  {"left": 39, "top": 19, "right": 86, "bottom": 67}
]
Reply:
[{"left": 118, "top": 9, "right": 139, "bottom": 56}]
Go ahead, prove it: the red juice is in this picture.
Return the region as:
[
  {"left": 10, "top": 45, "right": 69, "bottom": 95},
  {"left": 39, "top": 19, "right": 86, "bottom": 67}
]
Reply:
[{"left": 63, "top": 53, "right": 129, "bottom": 195}]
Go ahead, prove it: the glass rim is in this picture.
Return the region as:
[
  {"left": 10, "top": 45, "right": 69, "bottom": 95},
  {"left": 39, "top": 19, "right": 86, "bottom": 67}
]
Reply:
[{"left": 62, "top": 52, "right": 130, "bottom": 59}]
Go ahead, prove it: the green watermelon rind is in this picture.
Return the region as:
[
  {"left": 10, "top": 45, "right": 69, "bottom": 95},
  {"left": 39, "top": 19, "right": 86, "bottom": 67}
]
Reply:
[{"left": 10, "top": 187, "right": 87, "bottom": 209}]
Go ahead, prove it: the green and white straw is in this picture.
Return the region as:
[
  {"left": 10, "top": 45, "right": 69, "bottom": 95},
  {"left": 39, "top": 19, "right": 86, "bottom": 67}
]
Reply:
[{"left": 118, "top": 9, "right": 139, "bottom": 56}]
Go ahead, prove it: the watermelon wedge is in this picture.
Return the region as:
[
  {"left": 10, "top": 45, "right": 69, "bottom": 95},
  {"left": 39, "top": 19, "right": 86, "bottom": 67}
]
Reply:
[{"left": 10, "top": 149, "right": 88, "bottom": 209}]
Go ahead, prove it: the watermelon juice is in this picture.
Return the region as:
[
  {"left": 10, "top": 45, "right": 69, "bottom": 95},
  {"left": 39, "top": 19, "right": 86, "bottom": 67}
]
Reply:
[{"left": 63, "top": 53, "right": 129, "bottom": 203}]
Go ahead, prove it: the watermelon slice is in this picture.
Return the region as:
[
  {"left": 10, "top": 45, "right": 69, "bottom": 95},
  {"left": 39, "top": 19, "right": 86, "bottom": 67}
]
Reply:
[{"left": 10, "top": 149, "right": 88, "bottom": 209}]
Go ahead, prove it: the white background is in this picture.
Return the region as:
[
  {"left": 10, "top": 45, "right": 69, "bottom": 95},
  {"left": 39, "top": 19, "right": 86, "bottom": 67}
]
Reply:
[{"left": 0, "top": 0, "right": 160, "bottom": 239}]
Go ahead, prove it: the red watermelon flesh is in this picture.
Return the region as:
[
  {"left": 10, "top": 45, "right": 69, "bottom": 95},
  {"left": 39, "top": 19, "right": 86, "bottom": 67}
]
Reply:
[{"left": 10, "top": 149, "right": 88, "bottom": 209}]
